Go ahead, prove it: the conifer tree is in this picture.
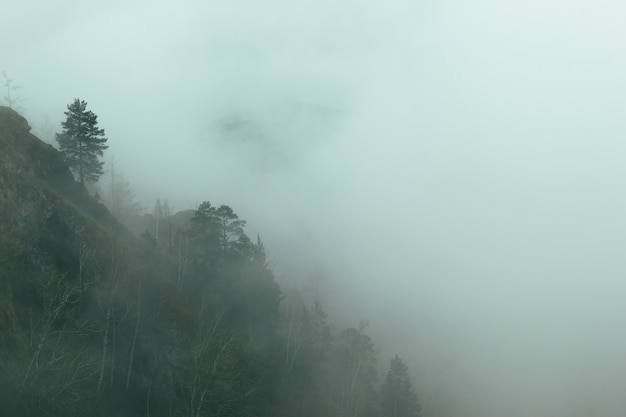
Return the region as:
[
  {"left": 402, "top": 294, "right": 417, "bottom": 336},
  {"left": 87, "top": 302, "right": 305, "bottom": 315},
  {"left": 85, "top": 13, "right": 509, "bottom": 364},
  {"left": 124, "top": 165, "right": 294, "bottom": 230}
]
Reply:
[
  {"left": 380, "top": 355, "right": 421, "bottom": 417},
  {"left": 56, "top": 99, "right": 108, "bottom": 184}
]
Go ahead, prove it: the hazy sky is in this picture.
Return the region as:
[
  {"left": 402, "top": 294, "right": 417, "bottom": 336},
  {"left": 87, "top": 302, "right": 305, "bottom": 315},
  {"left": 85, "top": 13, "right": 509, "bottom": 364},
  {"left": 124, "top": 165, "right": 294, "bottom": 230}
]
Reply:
[{"left": 4, "top": 1, "right": 626, "bottom": 416}]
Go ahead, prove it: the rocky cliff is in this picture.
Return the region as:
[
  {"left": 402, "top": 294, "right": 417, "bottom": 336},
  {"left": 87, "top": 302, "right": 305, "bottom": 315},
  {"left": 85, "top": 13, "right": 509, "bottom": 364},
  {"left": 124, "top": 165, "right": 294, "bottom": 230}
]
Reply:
[{"left": 0, "top": 106, "right": 123, "bottom": 278}]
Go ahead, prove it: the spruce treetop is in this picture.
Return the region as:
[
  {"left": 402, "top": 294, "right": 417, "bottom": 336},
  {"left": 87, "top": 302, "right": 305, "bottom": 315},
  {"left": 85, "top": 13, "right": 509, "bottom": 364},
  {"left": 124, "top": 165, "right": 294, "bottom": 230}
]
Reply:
[
  {"left": 55, "top": 98, "right": 108, "bottom": 185},
  {"left": 381, "top": 355, "right": 421, "bottom": 417}
]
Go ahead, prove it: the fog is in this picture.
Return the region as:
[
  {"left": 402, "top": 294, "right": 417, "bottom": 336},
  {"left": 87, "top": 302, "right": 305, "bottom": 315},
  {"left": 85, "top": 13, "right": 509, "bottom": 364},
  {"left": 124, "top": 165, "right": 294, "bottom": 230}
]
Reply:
[{"left": 4, "top": 0, "right": 626, "bottom": 415}]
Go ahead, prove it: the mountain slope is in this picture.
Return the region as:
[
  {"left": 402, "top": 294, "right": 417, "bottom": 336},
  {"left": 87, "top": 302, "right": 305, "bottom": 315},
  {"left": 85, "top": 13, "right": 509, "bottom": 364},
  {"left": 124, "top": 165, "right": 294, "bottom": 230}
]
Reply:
[
  {"left": 0, "top": 106, "right": 158, "bottom": 416},
  {"left": 0, "top": 106, "right": 412, "bottom": 417},
  {"left": 0, "top": 106, "right": 282, "bottom": 417},
  {"left": 0, "top": 105, "right": 122, "bottom": 276}
]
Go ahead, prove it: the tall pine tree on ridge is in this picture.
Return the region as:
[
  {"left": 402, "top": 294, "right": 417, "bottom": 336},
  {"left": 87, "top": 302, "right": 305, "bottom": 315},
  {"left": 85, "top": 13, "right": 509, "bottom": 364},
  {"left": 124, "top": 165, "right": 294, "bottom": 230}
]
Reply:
[{"left": 56, "top": 98, "right": 108, "bottom": 185}]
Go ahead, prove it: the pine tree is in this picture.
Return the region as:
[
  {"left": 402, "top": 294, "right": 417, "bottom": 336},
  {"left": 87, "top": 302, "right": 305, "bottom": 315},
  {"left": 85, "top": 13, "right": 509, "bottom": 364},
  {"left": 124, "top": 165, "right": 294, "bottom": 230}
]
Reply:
[
  {"left": 55, "top": 99, "right": 108, "bottom": 184},
  {"left": 380, "top": 355, "right": 421, "bottom": 417}
]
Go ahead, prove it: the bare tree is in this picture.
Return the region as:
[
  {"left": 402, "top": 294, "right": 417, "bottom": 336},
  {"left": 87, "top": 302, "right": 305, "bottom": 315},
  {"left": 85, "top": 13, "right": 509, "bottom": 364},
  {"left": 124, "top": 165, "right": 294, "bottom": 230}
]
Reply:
[
  {"left": 154, "top": 199, "right": 163, "bottom": 243},
  {"left": 97, "top": 237, "right": 129, "bottom": 395},
  {"left": 162, "top": 199, "right": 173, "bottom": 252},
  {"left": 2, "top": 70, "right": 25, "bottom": 112},
  {"left": 176, "top": 232, "right": 191, "bottom": 289},
  {"left": 16, "top": 273, "right": 99, "bottom": 414},
  {"left": 101, "top": 158, "right": 144, "bottom": 225},
  {"left": 282, "top": 291, "right": 306, "bottom": 374},
  {"left": 125, "top": 271, "right": 144, "bottom": 391},
  {"left": 335, "top": 322, "right": 378, "bottom": 417}
]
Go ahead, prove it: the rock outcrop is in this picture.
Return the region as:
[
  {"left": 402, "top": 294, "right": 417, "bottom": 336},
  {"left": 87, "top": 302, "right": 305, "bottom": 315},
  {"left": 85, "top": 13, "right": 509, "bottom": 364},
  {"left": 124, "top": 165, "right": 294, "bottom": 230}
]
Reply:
[{"left": 0, "top": 105, "right": 123, "bottom": 284}]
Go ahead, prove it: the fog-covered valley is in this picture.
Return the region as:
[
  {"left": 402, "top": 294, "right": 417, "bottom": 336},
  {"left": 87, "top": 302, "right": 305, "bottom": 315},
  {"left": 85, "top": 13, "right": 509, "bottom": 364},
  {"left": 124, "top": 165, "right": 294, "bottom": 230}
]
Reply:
[{"left": 3, "top": 1, "right": 626, "bottom": 416}]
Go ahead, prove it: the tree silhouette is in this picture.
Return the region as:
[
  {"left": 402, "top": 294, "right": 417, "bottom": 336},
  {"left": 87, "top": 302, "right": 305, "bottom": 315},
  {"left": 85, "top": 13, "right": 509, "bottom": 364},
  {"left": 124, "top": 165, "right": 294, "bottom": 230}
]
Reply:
[
  {"left": 380, "top": 355, "right": 421, "bottom": 417},
  {"left": 55, "top": 99, "right": 108, "bottom": 184},
  {"left": 2, "top": 71, "right": 25, "bottom": 112}
]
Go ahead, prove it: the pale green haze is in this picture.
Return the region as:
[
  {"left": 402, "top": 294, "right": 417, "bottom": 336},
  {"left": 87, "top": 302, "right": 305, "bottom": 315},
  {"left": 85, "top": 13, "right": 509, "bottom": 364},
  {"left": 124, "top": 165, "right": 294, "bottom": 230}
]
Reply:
[{"left": 3, "top": 0, "right": 626, "bottom": 415}]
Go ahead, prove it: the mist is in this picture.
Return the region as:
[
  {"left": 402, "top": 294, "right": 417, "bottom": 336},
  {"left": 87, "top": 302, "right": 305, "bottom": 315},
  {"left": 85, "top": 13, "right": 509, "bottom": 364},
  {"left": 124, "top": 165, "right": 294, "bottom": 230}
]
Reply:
[{"left": 4, "top": 0, "right": 626, "bottom": 415}]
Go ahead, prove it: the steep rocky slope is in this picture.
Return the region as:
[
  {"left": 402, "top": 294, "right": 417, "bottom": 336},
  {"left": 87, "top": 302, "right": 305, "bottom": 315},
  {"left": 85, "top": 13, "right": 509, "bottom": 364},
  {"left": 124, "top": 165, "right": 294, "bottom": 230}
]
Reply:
[
  {"left": 0, "top": 106, "right": 279, "bottom": 417},
  {"left": 0, "top": 105, "right": 122, "bottom": 276},
  {"left": 0, "top": 106, "right": 142, "bottom": 415}
]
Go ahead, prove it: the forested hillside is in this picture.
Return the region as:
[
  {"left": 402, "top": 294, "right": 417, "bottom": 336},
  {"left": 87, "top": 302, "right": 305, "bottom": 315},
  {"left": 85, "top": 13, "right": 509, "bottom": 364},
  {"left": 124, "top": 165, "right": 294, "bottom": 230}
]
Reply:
[{"left": 0, "top": 105, "right": 421, "bottom": 417}]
